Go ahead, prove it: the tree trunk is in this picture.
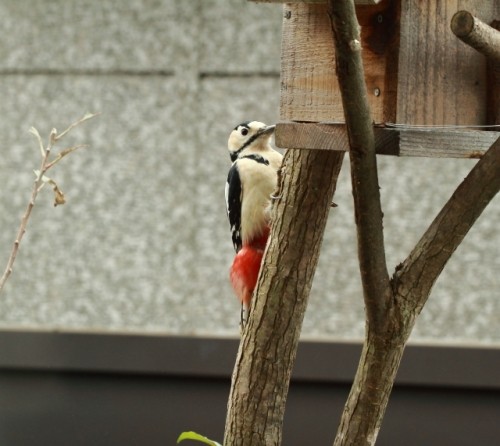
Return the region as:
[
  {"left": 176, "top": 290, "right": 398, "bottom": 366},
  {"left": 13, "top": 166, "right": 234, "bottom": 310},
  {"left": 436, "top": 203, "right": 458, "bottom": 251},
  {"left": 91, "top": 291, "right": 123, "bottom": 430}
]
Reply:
[
  {"left": 328, "top": 0, "right": 500, "bottom": 444},
  {"left": 334, "top": 136, "right": 500, "bottom": 445},
  {"left": 224, "top": 2, "right": 500, "bottom": 445},
  {"left": 334, "top": 328, "right": 407, "bottom": 446},
  {"left": 223, "top": 148, "right": 344, "bottom": 445}
]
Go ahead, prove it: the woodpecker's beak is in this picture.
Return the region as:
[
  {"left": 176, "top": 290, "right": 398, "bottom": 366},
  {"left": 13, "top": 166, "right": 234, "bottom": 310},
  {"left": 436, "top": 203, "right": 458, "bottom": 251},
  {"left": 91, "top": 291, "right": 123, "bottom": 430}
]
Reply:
[{"left": 258, "top": 124, "right": 276, "bottom": 137}]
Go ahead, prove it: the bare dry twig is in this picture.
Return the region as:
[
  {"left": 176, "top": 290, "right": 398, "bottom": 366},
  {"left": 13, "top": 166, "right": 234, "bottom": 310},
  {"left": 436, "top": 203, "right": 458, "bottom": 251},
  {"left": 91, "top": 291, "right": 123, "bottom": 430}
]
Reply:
[{"left": 0, "top": 112, "right": 99, "bottom": 295}]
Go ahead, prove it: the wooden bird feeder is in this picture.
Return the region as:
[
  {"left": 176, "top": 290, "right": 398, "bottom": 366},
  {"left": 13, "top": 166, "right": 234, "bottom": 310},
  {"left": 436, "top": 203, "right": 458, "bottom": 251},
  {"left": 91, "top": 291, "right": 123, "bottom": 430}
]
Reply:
[{"left": 255, "top": 0, "right": 500, "bottom": 158}]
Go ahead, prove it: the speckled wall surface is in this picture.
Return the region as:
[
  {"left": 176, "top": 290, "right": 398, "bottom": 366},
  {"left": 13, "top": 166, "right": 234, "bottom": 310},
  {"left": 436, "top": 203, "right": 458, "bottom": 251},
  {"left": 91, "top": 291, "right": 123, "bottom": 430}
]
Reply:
[{"left": 0, "top": 0, "right": 498, "bottom": 344}]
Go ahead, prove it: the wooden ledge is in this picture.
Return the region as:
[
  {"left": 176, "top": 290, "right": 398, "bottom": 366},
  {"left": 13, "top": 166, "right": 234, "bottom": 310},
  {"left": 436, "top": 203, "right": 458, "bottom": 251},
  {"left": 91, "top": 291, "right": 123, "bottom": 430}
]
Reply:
[
  {"left": 251, "top": 1, "right": 382, "bottom": 5},
  {"left": 275, "top": 122, "right": 500, "bottom": 158}
]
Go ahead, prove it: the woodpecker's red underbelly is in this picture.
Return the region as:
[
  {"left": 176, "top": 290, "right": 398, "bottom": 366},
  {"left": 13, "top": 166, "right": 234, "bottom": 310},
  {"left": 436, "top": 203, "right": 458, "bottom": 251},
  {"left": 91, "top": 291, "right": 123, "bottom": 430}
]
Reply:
[{"left": 229, "top": 227, "right": 270, "bottom": 307}]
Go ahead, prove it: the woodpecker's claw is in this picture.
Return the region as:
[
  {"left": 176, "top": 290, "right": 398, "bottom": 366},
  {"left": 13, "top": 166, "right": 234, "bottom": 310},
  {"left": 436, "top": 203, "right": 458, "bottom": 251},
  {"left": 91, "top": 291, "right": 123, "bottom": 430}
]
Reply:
[
  {"left": 240, "top": 305, "right": 248, "bottom": 330},
  {"left": 331, "top": 201, "right": 338, "bottom": 207},
  {"left": 270, "top": 194, "right": 282, "bottom": 201}
]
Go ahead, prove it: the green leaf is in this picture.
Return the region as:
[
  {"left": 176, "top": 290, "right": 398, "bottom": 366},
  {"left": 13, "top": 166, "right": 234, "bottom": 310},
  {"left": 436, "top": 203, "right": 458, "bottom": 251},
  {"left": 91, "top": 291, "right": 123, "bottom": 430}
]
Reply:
[{"left": 176, "top": 431, "right": 222, "bottom": 446}]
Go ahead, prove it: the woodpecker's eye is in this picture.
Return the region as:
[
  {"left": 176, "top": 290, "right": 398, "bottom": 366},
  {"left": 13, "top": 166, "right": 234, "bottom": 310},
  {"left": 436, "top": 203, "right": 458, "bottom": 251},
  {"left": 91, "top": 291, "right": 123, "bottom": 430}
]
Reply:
[{"left": 240, "top": 128, "right": 249, "bottom": 136}]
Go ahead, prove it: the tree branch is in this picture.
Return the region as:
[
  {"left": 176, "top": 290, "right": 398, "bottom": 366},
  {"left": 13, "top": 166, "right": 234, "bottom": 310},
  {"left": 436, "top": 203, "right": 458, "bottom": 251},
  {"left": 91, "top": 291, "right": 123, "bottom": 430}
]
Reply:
[
  {"left": 451, "top": 11, "right": 500, "bottom": 62},
  {"left": 327, "top": 0, "right": 392, "bottom": 329},
  {"left": 322, "top": 3, "right": 499, "bottom": 445},
  {"left": 224, "top": 148, "right": 344, "bottom": 445},
  {"left": 393, "top": 136, "right": 500, "bottom": 314}
]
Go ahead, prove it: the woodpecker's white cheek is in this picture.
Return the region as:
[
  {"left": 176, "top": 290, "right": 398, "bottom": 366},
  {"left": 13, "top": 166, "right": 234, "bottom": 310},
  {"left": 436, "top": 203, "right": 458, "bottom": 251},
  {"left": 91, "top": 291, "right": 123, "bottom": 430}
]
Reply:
[{"left": 228, "top": 132, "right": 242, "bottom": 152}]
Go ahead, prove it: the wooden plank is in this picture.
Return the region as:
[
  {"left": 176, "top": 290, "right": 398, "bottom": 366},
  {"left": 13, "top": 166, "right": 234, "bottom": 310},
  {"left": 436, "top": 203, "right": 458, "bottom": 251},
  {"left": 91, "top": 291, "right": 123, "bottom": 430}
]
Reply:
[
  {"left": 487, "top": 20, "right": 500, "bottom": 125},
  {"left": 277, "top": 1, "right": 497, "bottom": 127},
  {"left": 396, "top": 128, "right": 499, "bottom": 158},
  {"left": 274, "top": 122, "right": 399, "bottom": 154},
  {"left": 396, "top": 0, "right": 497, "bottom": 126},
  {"left": 275, "top": 122, "right": 500, "bottom": 158},
  {"left": 279, "top": 0, "right": 398, "bottom": 123},
  {"left": 275, "top": 122, "right": 352, "bottom": 152},
  {"left": 251, "top": 1, "right": 382, "bottom": 5}
]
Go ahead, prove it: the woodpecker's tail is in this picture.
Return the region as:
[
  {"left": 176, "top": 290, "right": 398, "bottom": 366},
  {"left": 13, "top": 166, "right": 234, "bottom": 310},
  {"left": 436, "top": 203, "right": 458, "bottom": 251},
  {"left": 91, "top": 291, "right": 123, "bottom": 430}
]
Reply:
[{"left": 230, "top": 245, "right": 264, "bottom": 310}]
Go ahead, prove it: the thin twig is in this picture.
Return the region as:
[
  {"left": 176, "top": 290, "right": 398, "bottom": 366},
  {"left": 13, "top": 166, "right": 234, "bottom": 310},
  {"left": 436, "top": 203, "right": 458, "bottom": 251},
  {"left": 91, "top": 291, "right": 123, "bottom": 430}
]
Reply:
[
  {"left": 29, "top": 127, "right": 45, "bottom": 157},
  {"left": 0, "top": 150, "right": 51, "bottom": 292},
  {"left": 0, "top": 113, "right": 98, "bottom": 294},
  {"left": 45, "top": 144, "right": 88, "bottom": 170},
  {"left": 55, "top": 112, "right": 100, "bottom": 141}
]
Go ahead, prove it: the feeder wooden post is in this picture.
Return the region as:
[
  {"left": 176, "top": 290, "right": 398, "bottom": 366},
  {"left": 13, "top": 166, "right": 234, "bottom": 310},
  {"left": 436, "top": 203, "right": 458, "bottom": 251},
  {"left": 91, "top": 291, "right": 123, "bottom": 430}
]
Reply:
[{"left": 274, "top": 0, "right": 499, "bottom": 157}]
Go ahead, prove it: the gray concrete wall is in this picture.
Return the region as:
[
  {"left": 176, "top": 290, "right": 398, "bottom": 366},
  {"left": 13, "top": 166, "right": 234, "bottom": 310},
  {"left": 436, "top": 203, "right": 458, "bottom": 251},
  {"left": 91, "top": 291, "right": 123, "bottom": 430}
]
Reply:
[{"left": 0, "top": 0, "right": 498, "bottom": 344}]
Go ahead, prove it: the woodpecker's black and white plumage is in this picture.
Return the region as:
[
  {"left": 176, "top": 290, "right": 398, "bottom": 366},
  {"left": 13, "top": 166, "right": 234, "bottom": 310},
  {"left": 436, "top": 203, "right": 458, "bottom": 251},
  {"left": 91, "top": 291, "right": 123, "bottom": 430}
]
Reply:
[{"left": 225, "top": 121, "right": 283, "bottom": 315}]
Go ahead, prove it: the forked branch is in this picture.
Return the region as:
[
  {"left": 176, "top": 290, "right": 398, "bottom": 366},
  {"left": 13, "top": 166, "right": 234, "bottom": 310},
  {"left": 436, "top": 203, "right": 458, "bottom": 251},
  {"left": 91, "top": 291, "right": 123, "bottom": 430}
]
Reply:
[
  {"left": 0, "top": 112, "right": 99, "bottom": 294},
  {"left": 327, "top": 1, "right": 500, "bottom": 445}
]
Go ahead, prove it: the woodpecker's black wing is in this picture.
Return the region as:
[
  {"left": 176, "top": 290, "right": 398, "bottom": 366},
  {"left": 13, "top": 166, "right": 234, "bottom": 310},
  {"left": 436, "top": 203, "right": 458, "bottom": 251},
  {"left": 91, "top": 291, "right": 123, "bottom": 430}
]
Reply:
[{"left": 225, "top": 162, "right": 242, "bottom": 253}]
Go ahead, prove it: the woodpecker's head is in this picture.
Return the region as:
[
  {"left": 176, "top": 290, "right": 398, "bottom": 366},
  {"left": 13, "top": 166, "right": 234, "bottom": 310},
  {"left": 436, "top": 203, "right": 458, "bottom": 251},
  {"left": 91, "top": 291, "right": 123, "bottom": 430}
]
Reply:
[{"left": 228, "top": 121, "right": 276, "bottom": 162}]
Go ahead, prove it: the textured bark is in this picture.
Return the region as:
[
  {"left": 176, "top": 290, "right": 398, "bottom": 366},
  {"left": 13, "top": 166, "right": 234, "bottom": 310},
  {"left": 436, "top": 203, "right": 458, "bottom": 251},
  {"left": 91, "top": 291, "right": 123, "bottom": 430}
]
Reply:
[
  {"left": 334, "top": 328, "right": 407, "bottom": 446},
  {"left": 224, "top": 3, "right": 499, "bottom": 445},
  {"left": 328, "top": 1, "right": 500, "bottom": 445},
  {"left": 328, "top": 2, "right": 399, "bottom": 444},
  {"left": 450, "top": 10, "right": 500, "bottom": 62},
  {"left": 393, "top": 136, "right": 500, "bottom": 318},
  {"left": 328, "top": 0, "right": 392, "bottom": 330},
  {"left": 223, "top": 148, "right": 344, "bottom": 445}
]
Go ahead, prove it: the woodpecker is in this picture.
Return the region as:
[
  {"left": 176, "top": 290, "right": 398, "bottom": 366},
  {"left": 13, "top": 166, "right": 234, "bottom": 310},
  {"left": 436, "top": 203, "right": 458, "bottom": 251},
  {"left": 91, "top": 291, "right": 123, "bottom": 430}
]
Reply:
[{"left": 225, "top": 121, "right": 283, "bottom": 322}]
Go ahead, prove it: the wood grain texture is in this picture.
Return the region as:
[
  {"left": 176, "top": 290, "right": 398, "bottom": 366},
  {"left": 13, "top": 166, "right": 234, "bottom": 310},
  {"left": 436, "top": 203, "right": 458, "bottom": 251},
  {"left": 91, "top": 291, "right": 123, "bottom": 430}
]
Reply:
[
  {"left": 252, "top": 1, "right": 381, "bottom": 5},
  {"left": 396, "top": 128, "right": 499, "bottom": 158},
  {"left": 279, "top": 1, "right": 498, "bottom": 127},
  {"left": 224, "top": 148, "right": 345, "bottom": 445},
  {"left": 487, "top": 20, "right": 500, "bottom": 125},
  {"left": 275, "top": 122, "right": 352, "bottom": 151},
  {"left": 275, "top": 122, "right": 500, "bottom": 158},
  {"left": 280, "top": 0, "right": 397, "bottom": 123},
  {"left": 397, "top": 0, "right": 498, "bottom": 126}
]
